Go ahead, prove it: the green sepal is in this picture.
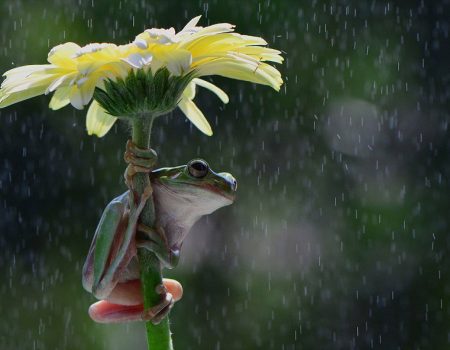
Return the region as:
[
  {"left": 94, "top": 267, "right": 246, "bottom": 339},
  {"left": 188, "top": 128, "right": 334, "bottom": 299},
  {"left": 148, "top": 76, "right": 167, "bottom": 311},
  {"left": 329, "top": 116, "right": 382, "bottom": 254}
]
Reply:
[{"left": 93, "top": 68, "right": 195, "bottom": 118}]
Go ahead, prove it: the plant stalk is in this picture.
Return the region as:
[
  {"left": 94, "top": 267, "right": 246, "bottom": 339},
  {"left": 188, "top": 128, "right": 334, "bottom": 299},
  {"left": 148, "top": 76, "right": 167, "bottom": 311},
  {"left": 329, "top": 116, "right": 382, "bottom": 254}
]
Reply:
[{"left": 131, "top": 116, "right": 173, "bottom": 350}]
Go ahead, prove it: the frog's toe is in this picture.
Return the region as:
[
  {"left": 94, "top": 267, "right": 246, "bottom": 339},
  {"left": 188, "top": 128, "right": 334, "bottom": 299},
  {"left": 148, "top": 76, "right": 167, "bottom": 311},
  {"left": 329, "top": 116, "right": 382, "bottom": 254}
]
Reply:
[
  {"left": 162, "top": 279, "right": 183, "bottom": 301},
  {"left": 141, "top": 283, "right": 173, "bottom": 323},
  {"left": 142, "top": 291, "right": 174, "bottom": 325},
  {"left": 88, "top": 301, "right": 144, "bottom": 323}
]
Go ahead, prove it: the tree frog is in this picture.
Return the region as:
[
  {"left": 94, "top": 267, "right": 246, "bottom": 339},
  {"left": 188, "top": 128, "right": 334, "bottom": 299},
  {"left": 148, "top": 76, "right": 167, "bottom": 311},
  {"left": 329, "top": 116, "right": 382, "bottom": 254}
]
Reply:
[{"left": 82, "top": 159, "right": 237, "bottom": 323}]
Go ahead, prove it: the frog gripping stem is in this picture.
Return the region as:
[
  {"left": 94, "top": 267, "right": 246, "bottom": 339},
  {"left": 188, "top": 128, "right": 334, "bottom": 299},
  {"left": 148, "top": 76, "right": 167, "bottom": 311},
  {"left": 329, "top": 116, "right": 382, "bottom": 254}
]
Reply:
[
  {"left": 141, "top": 284, "right": 175, "bottom": 325},
  {"left": 124, "top": 139, "right": 158, "bottom": 191},
  {"left": 124, "top": 139, "right": 174, "bottom": 269}
]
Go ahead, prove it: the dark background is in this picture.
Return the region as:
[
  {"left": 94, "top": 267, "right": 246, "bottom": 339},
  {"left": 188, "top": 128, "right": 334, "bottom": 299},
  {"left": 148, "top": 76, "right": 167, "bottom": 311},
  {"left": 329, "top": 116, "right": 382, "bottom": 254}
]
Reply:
[{"left": 1, "top": 1, "right": 449, "bottom": 349}]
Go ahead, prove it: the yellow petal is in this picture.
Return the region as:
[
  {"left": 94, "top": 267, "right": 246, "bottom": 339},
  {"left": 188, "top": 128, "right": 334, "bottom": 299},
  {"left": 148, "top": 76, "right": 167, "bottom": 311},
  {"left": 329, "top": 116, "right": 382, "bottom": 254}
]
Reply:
[
  {"left": 238, "top": 46, "right": 284, "bottom": 64},
  {"left": 0, "top": 85, "right": 48, "bottom": 108},
  {"left": 49, "top": 87, "right": 71, "bottom": 110},
  {"left": 47, "top": 42, "right": 80, "bottom": 67},
  {"left": 152, "top": 47, "right": 192, "bottom": 76},
  {"left": 195, "top": 59, "right": 282, "bottom": 91},
  {"left": 182, "top": 81, "right": 196, "bottom": 100},
  {"left": 178, "top": 98, "right": 212, "bottom": 136},
  {"left": 48, "top": 42, "right": 81, "bottom": 58},
  {"left": 193, "top": 78, "right": 229, "bottom": 104},
  {"left": 86, "top": 100, "right": 117, "bottom": 137},
  {"left": 239, "top": 35, "right": 268, "bottom": 46},
  {"left": 184, "top": 33, "right": 267, "bottom": 57}
]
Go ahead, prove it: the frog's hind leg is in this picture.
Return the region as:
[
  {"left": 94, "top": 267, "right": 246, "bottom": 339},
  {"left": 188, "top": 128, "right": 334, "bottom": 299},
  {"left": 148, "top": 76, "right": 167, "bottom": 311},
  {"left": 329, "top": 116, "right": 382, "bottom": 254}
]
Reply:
[
  {"left": 82, "top": 192, "right": 129, "bottom": 298},
  {"left": 88, "top": 279, "right": 182, "bottom": 324}
]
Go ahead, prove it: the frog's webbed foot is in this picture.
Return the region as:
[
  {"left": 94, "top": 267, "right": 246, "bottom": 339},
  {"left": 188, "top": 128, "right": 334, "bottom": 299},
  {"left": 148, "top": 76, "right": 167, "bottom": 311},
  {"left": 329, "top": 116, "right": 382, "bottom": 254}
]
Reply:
[
  {"left": 123, "top": 139, "right": 157, "bottom": 191},
  {"left": 136, "top": 223, "right": 180, "bottom": 269},
  {"left": 141, "top": 284, "right": 174, "bottom": 325}
]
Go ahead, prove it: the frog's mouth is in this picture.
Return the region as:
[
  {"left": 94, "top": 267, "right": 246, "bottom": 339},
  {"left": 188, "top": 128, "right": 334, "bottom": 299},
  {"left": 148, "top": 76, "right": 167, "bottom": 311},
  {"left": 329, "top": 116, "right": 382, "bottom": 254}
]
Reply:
[
  {"left": 153, "top": 179, "right": 236, "bottom": 203},
  {"left": 195, "top": 182, "right": 236, "bottom": 202}
]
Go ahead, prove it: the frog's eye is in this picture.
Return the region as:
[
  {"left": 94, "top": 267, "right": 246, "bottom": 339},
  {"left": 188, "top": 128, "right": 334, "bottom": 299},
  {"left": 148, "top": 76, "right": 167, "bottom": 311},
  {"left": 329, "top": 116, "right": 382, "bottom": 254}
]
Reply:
[{"left": 187, "top": 159, "right": 209, "bottom": 178}]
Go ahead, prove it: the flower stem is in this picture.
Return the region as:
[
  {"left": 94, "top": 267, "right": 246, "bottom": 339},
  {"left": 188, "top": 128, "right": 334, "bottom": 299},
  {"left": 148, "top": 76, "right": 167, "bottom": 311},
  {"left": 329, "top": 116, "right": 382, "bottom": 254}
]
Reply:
[{"left": 131, "top": 116, "right": 173, "bottom": 350}]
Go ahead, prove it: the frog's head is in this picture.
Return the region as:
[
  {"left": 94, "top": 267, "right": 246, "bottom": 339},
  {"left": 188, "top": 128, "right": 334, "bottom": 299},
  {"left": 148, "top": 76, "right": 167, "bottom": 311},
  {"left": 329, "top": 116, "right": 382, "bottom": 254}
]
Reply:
[
  {"left": 151, "top": 159, "right": 237, "bottom": 216},
  {"left": 150, "top": 159, "right": 237, "bottom": 256}
]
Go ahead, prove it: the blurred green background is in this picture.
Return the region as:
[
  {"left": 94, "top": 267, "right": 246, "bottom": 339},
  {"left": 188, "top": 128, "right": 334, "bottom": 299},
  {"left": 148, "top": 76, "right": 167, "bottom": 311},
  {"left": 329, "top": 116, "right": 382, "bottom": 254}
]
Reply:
[{"left": 1, "top": 1, "right": 449, "bottom": 349}]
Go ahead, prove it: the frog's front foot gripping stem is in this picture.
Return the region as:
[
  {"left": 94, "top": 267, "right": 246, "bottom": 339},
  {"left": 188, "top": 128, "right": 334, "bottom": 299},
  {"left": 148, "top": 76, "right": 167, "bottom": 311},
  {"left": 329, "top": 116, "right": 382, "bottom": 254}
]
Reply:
[{"left": 124, "top": 139, "right": 158, "bottom": 192}]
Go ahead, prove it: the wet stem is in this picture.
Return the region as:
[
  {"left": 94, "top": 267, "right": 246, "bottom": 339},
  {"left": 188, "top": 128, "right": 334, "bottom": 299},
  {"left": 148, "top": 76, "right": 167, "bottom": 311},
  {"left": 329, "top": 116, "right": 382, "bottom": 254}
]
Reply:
[{"left": 131, "top": 116, "right": 173, "bottom": 350}]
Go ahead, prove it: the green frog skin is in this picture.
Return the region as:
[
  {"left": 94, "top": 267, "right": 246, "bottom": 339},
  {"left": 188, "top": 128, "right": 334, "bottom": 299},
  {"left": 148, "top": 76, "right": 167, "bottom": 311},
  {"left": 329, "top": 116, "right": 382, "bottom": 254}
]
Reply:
[{"left": 82, "top": 159, "right": 237, "bottom": 323}]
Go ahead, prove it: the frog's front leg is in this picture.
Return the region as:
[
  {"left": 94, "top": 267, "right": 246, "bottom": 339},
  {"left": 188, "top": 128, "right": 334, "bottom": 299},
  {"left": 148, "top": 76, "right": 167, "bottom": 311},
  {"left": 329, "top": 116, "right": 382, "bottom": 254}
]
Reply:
[
  {"left": 136, "top": 224, "right": 180, "bottom": 269},
  {"left": 124, "top": 140, "right": 157, "bottom": 190}
]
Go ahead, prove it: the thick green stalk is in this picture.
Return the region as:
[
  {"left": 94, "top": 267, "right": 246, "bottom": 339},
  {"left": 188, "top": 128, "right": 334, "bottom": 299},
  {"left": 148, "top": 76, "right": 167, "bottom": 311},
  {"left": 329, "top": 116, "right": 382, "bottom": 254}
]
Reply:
[{"left": 131, "top": 117, "right": 173, "bottom": 350}]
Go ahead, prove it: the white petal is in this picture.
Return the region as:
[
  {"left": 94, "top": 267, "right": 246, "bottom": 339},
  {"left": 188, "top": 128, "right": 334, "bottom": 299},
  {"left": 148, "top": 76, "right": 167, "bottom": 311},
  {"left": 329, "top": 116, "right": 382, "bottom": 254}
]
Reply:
[
  {"left": 76, "top": 77, "right": 89, "bottom": 86},
  {"left": 69, "top": 87, "right": 84, "bottom": 110},
  {"left": 86, "top": 100, "right": 117, "bottom": 137},
  {"left": 178, "top": 98, "right": 212, "bottom": 136},
  {"left": 0, "top": 73, "right": 58, "bottom": 107},
  {"left": 69, "top": 78, "right": 96, "bottom": 110},
  {"left": 188, "top": 23, "right": 235, "bottom": 41},
  {"left": 182, "top": 16, "right": 202, "bottom": 30},
  {"left": 5, "top": 73, "right": 58, "bottom": 94},
  {"left": 74, "top": 43, "right": 113, "bottom": 57},
  {"left": 141, "top": 28, "right": 178, "bottom": 44},
  {"left": 134, "top": 38, "right": 148, "bottom": 49},
  {"left": 121, "top": 53, "right": 153, "bottom": 69},
  {"left": 165, "top": 50, "right": 192, "bottom": 76},
  {"left": 46, "top": 73, "right": 77, "bottom": 94},
  {"left": 2, "top": 65, "right": 53, "bottom": 79},
  {"left": 193, "top": 78, "right": 229, "bottom": 104}
]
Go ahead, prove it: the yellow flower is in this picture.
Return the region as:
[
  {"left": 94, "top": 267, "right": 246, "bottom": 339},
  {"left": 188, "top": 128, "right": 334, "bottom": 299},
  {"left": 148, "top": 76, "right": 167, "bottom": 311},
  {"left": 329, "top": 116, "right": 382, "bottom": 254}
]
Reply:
[{"left": 0, "top": 16, "right": 283, "bottom": 137}]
